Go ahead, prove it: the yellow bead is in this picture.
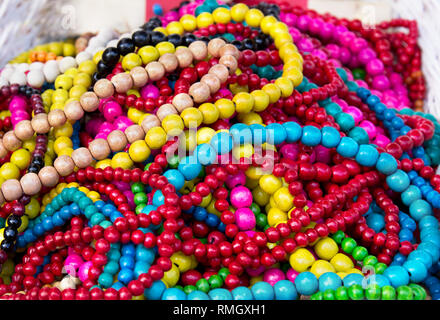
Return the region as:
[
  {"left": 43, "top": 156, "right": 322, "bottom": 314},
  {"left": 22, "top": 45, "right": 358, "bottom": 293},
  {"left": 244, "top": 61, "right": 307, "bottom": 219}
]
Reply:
[
  {"left": 153, "top": 27, "right": 168, "bottom": 36},
  {"left": 64, "top": 68, "right": 79, "bottom": 79},
  {"left": 244, "top": 8, "right": 264, "bottom": 28},
  {"left": 250, "top": 275, "right": 263, "bottom": 286},
  {"left": 127, "top": 89, "right": 140, "bottom": 97},
  {"left": 129, "top": 140, "right": 151, "bottom": 163},
  {"left": 0, "top": 259, "right": 14, "bottom": 277},
  {"left": 181, "top": 107, "right": 203, "bottom": 128},
  {"left": 196, "top": 127, "right": 216, "bottom": 145},
  {"left": 270, "top": 22, "right": 289, "bottom": 39},
  {"left": 262, "top": 83, "right": 281, "bottom": 104},
  {"left": 200, "top": 193, "right": 212, "bottom": 207},
  {"left": 252, "top": 186, "right": 270, "bottom": 207},
  {"left": 73, "top": 72, "right": 92, "bottom": 88},
  {"left": 238, "top": 112, "right": 263, "bottom": 126},
  {"left": 144, "top": 127, "right": 167, "bottom": 150},
  {"left": 96, "top": 159, "right": 112, "bottom": 169},
  {"left": 214, "top": 99, "right": 235, "bottom": 119},
  {"left": 245, "top": 166, "right": 264, "bottom": 180},
  {"left": 48, "top": 42, "right": 64, "bottom": 55},
  {"left": 51, "top": 89, "right": 69, "bottom": 104},
  {"left": 163, "top": 264, "right": 180, "bottom": 287},
  {"left": 199, "top": 103, "right": 219, "bottom": 125},
  {"left": 267, "top": 207, "right": 287, "bottom": 227},
  {"left": 22, "top": 138, "right": 36, "bottom": 153},
  {"left": 250, "top": 90, "right": 270, "bottom": 112},
  {"left": 58, "top": 148, "right": 73, "bottom": 157},
  {"left": 63, "top": 43, "right": 76, "bottom": 57},
  {"left": 284, "top": 67, "right": 304, "bottom": 87},
  {"left": 206, "top": 199, "right": 221, "bottom": 217},
  {"left": 275, "top": 77, "right": 294, "bottom": 98},
  {"left": 289, "top": 248, "right": 316, "bottom": 272},
  {"left": 166, "top": 21, "right": 184, "bottom": 35},
  {"left": 10, "top": 149, "right": 31, "bottom": 170},
  {"left": 196, "top": 12, "right": 214, "bottom": 29},
  {"left": 274, "top": 32, "right": 293, "bottom": 49},
  {"left": 314, "top": 237, "right": 339, "bottom": 260},
  {"left": 245, "top": 178, "right": 259, "bottom": 190},
  {"left": 162, "top": 114, "right": 184, "bottom": 136},
  {"left": 310, "top": 260, "right": 336, "bottom": 278},
  {"left": 212, "top": 7, "right": 231, "bottom": 24},
  {"left": 111, "top": 152, "right": 133, "bottom": 169},
  {"left": 170, "top": 252, "right": 193, "bottom": 273},
  {"left": 78, "top": 60, "right": 97, "bottom": 75},
  {"left": 259, "top": 174, "right": 282, "bottom": 194},
  {"left": 330, "top": 253, "right": 354, "bottom": 272},
  {"left": 138, "top": 46, "right": 160, "bottom": 65},
  {"left": 273, "top": 187, "right": 294, "bottom": 212},
  {"left": 0, "top": 163, "right": 20, "bottom": 180},
  {"left": 128, "top": 108, "right": 145, "bottom": 124},
  {"left": 17, "top": 215, "right": 28, "bottom": 233},
  {"left": 232, "top": 144, "right": 254, "bottom": 160},
  {"left": 53, "top": 122, "right": 73, "bottom": 139},
  {"left": 93, "top": 50, "right": 104, "bottom": 65},
  {"left": 122, "top": 53, "right": 142, "bottom": 71},
  {"left": 260, "top": 16, "right": 277, "bottom": 34},
  {"left": 231, "top": 3, "right": 249, "bottom": 22},
  {"left": 337, "top": 272, "right": 348, "bottom": 279},
  {"left": 156, "top": 42, "right": 175, "bottom": 56},
  {"left": 284, "top": 58, "right": 303, "bottom": 72},
  {"left": 347, "top": 268, "right": 364, "bottom": 276},
  {"left": 180, "top": 130, "right": 197, "bottom": 152},
  {"left": 69, "top": 85, "right": 87, "bottom": 99},
  {"left": 25, "top": 198, "right": 40, "bottom": 219},
  {"left": 233, "top": 92, "right": 254, "bottom": 113},
  {"left": 180, "top": 14, "right": 197, "bottom": 32}
]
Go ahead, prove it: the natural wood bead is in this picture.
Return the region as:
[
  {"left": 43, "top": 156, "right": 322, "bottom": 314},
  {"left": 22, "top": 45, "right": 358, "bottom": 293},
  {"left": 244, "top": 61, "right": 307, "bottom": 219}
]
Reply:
[
  {"left": 175, "top": 48, "right": 194, "bottom": 68},
  {"left": 94, "top": 79, "right": 114, "bottom": 98},
  {"left": 0, "top": 139, "right": 8, "bottom": 158},
  {"left": 125, "top": 125, "right": 145, "bottom": 143},
  {"left": 48, "top": 109, "right": 67, "bottom": 128},
  {"left": 38, "top": 166, "right": 59, "bottom": 187},
  {"left": 219, "top": 44, "right": 240, "bottom": 59},
  {"left": 64, "top": 100, "right": 84, "bottom": 121},
  {"left": 54, "top": 155, "right": 75, "bottom": 177},
  {"left": 130, "top": 66, "right": 149, "bottom": 88},
  {"left": 159, "top": 53, "right": 179, "bottom": 73},
  {"left": 189, "top": 41, "right": 208, "bottom": 61},
  {"left": 208, "top": 38, "right": 226, "bottom": 58},
  {"left": 172, "top": 93, "right": 194, "bottom": 113},
  {"left": 72, "top": 147, "right": 93, "bottom": 168},
  {"left": 146, "top": 62, "right": 166, "bottom": 82},
  {"left": 1, "top": 179, "right": 23, "bottom": 202},
  {"left": 0, "top": 190, "right": 5, "bottom": 206},
  {"left": 31, "top": 113, "right": 50, "bottom": 134},
  {"left": 80, "top": 92, "right": 99, "bottom": 112},
  {"left": 141, "top": 114, "right": 161, "bottom": 134},
  {"left": 14, "top": 120, "right": 34, "bottom": 141},
  {"left": 219, "top": 55, "right": 238, "bottom": 74},
  {"left": 111, "top": 72, "right": 133, "bottom": 94},
  {"left": 201, "top": 74, "right": 221, "bottom": 94},
  {"left": 156, "top": 104, "right": 178, "bottom": 121},
  {"left": 107, "top": 130, "right": 128, "bottom": 152},
  {"left": 3, "top": 131, "right": 22, "bottom": 151},
  {"left": 20, "top": 173, "right": 42, "bottom": 196},
  {"left": 189, "top": 82, "right": 210, "bottom": 104},
  {"left": 209, "top": 64, "right": 229, "bottom": 83},
  {"left": 88, "top": 139, "right": 111, "bottom": 160}
]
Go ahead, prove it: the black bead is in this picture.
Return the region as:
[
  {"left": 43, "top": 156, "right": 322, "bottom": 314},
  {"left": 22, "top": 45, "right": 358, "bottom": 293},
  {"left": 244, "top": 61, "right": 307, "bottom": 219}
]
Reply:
[
  {"left": 148, "top": 17, "right": 163, "bottom": 28},
  {"left": 232, "top": 40, "right": 244, "bottom": 51},
  {"left": 91, "top": 72, "right": 100, "bottom": 85},
  {"left": 102, "top": 47, "right": 120, "bottom": 66},
  {"left": 199, "top": 37, "right": 210, "bottom": 45},
  {"left": 97, "top": 60, "right": 112, "bottom": 77},
  {"left": 6, "top": 216, "right": 21, "bottom": 229},
  {"left": 25, "top": 87, "right": 34, "bottom": 98},
  {"left": 254, "top": 35, "right": 267, "bottom": 50},
  {"left": 182, "top": 34, "right": 197, "bottom": 46},
  {"left": 19, "top": 86, "right": 27, "bottom": 95},
  {"left": 167, "top": 34, "right": 182, "bottom": 47},
  {"left": 117, "top": 38, "right": 136, "bottom": 55},
  {"left": 28, "top": 165, "right": 39, "bottom": 174},
  {"left": 168, "top": 73, "right": 179, "bottom": 82},
  {"left": 0, "top": 241, "right": 12, "bottom": 252},
  {"left": 243, "top": 39, "right": 255, "bottom": 50},
  {"left": 3, "top": 227, "right": 17, "bottom": 240},
  {"left": 150, "top": 31, "right": 167, "bottom": 45},
  {"left": 132, "top": 30, "right": 150, "bottom": 47}
]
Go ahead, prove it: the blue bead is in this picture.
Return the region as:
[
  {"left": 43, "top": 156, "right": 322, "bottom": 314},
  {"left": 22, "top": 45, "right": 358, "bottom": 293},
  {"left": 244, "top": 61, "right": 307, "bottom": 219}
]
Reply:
[
  {"left": 210, "top": 132, "right": 233, "bottom": 154},
  {"left": 365, "top": 274, "right": 390, "bottom": 288},
  {"left": 178, "top": 156, "right": 202, "bottom": 180},
  {"left": 283, "top": 122, "right": 302, "bottom": 143},
  {"left": 42, "top": 217, "right": 54, "bottom": 231},
  {"left": 366, "top": 213, "right": 385, "bottom": 233},
  {"left": 111, "top": 282, "right": 124, "bottom": 290},
  {"left": 136, "top": 247, "right": 155, "bottom": 264},
  {"left": 163, "top": 169, "right": 185, "bottom": 191},
  {"left": 321, "top": 126, "right": 341, "bottom": 148},
  {"left": 134, "top": 262, "right": 150, "bottom": 278},
  {"left": 366, "top": 95, "right": 380, "bottom": 107},
  {"left": 231, "top": 286, "right": 254, "bottom": 300},
  {"left": 355, "top": 145, "right": 379, "bottom": 167},
  {"left": 209, "top": 288, "right": 233, "bottom": 300},
  {"left": 386, "top": 170, "right": 410, "bottom": 193},
  {"left": 318, "top": 272, "right": 342, "bottom": 291},
  {"left": 391, "top": 253, "right": 406, "bottom": 266},
  {"left": 249, "top": 124, "right": 267, "bottom": 145},
  {"left": 342, "top": 273, "right": 363, "bottom": 287},
  {"left": 251, "top": 282, "right": 274, "bottom": 300},
  {"left": 195, "top": 144, "right": 217, "bottom": 166},
  {"left": 408, "top": 250, "right": 433, "bottom": 269},
  {"left": 267, "top": 123, "right": 287, "bottom": 145},
  {"left": 193, "top": 207, "right": 208, "bottom": 221},
  {"left": 401, "top": 185, "right": 422, "bottom": 206},
  {"left": 121, "top": 244, "right": 136, "bottom": 257},
  {"left": 119, "top": 256, "right": 135, "bottom": 269},
  {"left": 383, "top": 266, "right": 410, "bottom": 287},
  {"left": 107, "top": 249, "right": 121, "bottom": 261},
  {"left": 230, "top": 123, "right": 253, "bottom": 145},
  {"left": 98, "top": 272, "right": 114, "bottom": 288},
  {"left": 419, "top": 216, "right": 439, "bottom": 229},
  {"left": 409, "top": 199, "right": 432, "bottom": 221},
  {"left": 118, "top": 268, "right": 134, "bottom": 285},
  {"left": 301, "top": 126, "right": 322, "bottom": 146},
  {"left": 188, "top": 290, "right": 210, "bottom": 300},
  {"left": 274, "top": 280, "right": 298, "bottom": 300},
  {"left": 376, "top": 153, "right": 398, "bottom": 175},
  {"left": 144, "top": 281, "right": 166, "bottom": 300},
  {"left": 205, "top": 213, "right": 220, "bottom": 227},
  {"left": 399, "top": 228, "right": 413, "bottom": 242},
  {"left": 162, "top": 288, "right": 187, "bottom": 300},
  {"left": 294, "top": 272, "right": 318, "bottom": 296},
  {"left": 152, "top": 3, "right": 163, "bottom": 15},
  {"left": 336, "top": 137, "right": 359, "bottom": 158},
  {"left": 403, "top": 260, "right": 428, "bottom": 283}
]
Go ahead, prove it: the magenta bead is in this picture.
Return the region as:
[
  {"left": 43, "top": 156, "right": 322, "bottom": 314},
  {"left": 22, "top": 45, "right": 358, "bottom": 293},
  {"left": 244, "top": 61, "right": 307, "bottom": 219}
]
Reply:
[
  {"left": 226, "top": 171, "right": 246, "bottom": 189},
  {"left": 103, "top": 100, "right": 123, "bottom": 122},
  {"left": 345, "top": 107, "right": 363, "bottom": 125},
  {"left": 280, "top": 144, "right": 299, "bottom": 161},
  {"left": 246, "top": 266, "right": 265, "bottom": 277},
  {"left": 359, "top": 120, "right": 377, "bottom": 139},
  {"left": 230, "top": 186, "right": 253, "bottom": 209},
  {"left": 64, "top": 254, "right": 84, "bottom": 275},
  {"left": 141, "top": 84, "right": 160, "bottom": 100},
  {"left": 374, "top": 134, "right": 391, "bottom": 148},
  {"left": 78, "top": 261, "right": 93, "bottom": 282},
  {"left": 286, "top": 268, "right": 299, "bottom": 283},
  {"left": 366, "top": 58, "right": 384, "bottom": 76},
  {"left": 114, "top": 116, "right": 133, "bottom": 131},
  {"left": 235, "top": 208, "right": 256, "bottom": 231},
  {"left": 263, "top": 268, "right": 286, "bottom": 286}
]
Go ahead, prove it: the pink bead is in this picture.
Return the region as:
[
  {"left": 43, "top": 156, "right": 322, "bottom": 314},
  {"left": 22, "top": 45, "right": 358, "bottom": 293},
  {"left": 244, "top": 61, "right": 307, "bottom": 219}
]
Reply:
[
  {"left": 339, "top": 47, "right": 351, "bottom": 64},
  {"left": 9, "top": 96, "right": 27, "bottom": 111},
  {"left": 358, "top": 48, "right": 376, "bottom": 65},
  {"left": 103, "top": 100, "right": 123, "bottom": 122},
  {"left": 366, "top": 58, "right": 384, "bottom": 76},
  {"left": 345, "top": 107, "right": 363, "bottom": 125},
  {"left": 230, "top": 186, "right": 253, "bottom": 209},
  {"left": 78, "top": 261, "right": 93, "bottom": 282},
  {"left": 64, "top": 254, "right": 84, "bottom": 275},
  {"left": 246, "top": 266, "right": 266, "bottom": 277},
  {"left": 282, "top": 13, "right": 296, "bottom": 27},
  {"left": 99, "top": 122, "right": 115, "bottom": 135},
  {"left": 263, "top": 268, "right": 286, "bottom": 286},
  {"left": 286, "top": 268, "right": 299, "bottom": 283},
  {"left": 226, "top": 171, "right": 246, "bottom": 189},
  {"left": 374, "top": 134, "right": 391, "bottom": 148},
  {"left": 114, "top": 181, "right": 130, "bottom": 191},
  {"left": 114, "top": 116, "right": 133, "bottom": 131},
  {"left": 141, "top": 84, "right": 160, "bottom": 100},
  {"left": 359, "top": 120, "right": 377, "bottom": 139},
  {"left": 86, "top": 118, "right": 104, "bottom": 136},
  {"left": 373, "top": 75, "right": 390, "bottom": 90},
  {"left": 314, "top": 145, "right": 331, "bottom": 163},
  {"left": 124, "top": 190, "right": 135, "bottom": 210},
  {"left": 280, "top": 144, "right": 298, "bottom": 161},
  {"left": 235, "top": 208, "right": 256, "bottom": 231}
]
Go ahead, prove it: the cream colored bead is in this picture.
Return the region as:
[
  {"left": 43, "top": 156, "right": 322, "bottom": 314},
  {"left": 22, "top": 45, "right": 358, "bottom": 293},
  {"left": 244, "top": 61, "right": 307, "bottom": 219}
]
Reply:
[{"left": 64, "top": 101, "right": 85, "bottom": 121}]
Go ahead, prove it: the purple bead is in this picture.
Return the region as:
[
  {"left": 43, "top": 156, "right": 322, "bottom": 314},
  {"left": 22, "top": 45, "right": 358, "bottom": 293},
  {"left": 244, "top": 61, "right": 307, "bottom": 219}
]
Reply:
[{"left": 141, "top": 84, "right": 160, "bottom": 100}]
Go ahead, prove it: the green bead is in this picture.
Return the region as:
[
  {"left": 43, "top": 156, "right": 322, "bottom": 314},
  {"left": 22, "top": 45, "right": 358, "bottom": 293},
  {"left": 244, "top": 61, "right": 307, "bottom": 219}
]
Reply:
[
  {"left": 381, "top": 286, "right": 396, "bottom": 300},
  {"left": 365, "top": 284, "right": 381, "bottom": 300},
  {"left": 200, "top": 238, "right": 208, "bottom": 244},
  {"left": 348, "top": 127, "right": 369, "bottom": 145},
  {"left": 352, "top": 68, "right": 366, "bottom": 80},
  {"left": 409, "top": 284, "right": 426, "bottom": 300},
  {"left": 196, "top": 279, "right": 210, "bottom": 293},
  {"left": 336, "top": 113, "right": 355, "bottom": 132},
  {"left": 135, "top": 203, "right": 146, "bottom": 215},
  {"left": 209, "top": 275, "right": 223, "bottom": 289},
  {"left": 363, "top": 255, "right": 378, "bottom": 266},
  {"left": 348, "top": 284, "right": 364, "bottom": 300},
  {"left": 198, "top": 166, "right": 205, "bottom": 179},
  {"left": 310, "top": 292, "right": 324, "bottom": 300},
  {"left": 144, "top": 163, "right": 152, "bottom": 171},
  {"left": 341, "top": 238, "right": 357, "bottom": 254},
  {"left": 374, "top": 262, "right": 387, "bottom": 275},
  {"left": 218, "top": 268, "right": 230, "bottom": 280},
  {"left": 134, "top": 192, "right": 148, "bottom": 205},
  {"left": 183, "top": 285, "right": 197, "bottom": 295},
  {"left": 250, "top": 203, "right": 261, "bottom": 215},
  {"left": 397, "top": 286, "right": 413, "bottom": 300},
  {"left": 222, "top": 33, "right": 235, "bottom": 42},
  {"left": 325, "top": 103, "right": 342, "bottom": 117},
  {"left": 131, "top": 182, "right": 144, "bottom": 194},
  {"left": 174, "top": 285, "right": 184, "bottom": 291},
  {"left": 281, "top": 263, "right": 290, "bottom": 273},
  {"left": 332, "top": 231, "right": 346, "bottom": 244},
  {"left": 335, "top": 287, "right": 349, "bottom": 300},
  {"left": 264, "top": 225, "right": 270, "bottom": 232},
  {"left": 323, "top": 289, "right": 336, "bottom": 300},
  {"left": 352, "top": 246, "right": 368, "bottom": 261},
  {"left": 168, "top": 155, "right": 180, "bottom": 169},
  {"left": 256, "top": 214, "right": 268, "bottom": 229}
]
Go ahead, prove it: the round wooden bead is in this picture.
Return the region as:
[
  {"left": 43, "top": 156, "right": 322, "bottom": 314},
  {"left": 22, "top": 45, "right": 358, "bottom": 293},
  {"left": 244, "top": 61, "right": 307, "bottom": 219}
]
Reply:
[
  {"left": 54, "top": 155, "right": 75, "bottom": 177},
  {"left": 130, "top": 66, "right": 149, "bottom": 88},
  {"left": 20, "top": 173, "right": 42, "bottom": 196},
  {"left": 94, "top": 79, "right": 114, "bottom": 98},
  {"left": 145, "top": 62, "right": 166, "bottom": 82},
  {"left": 1, "top": 179, "right": 23, "bottom": 202},
  {"left": 88, "top": 139, "right": 111, "bottom": 160},
  {"left": 80, "top": 92, "right": 99, "bottom": 112},
  {"left": 111, "top": 72, "right": 134, "bottom": 94},
  {"left": 38, "top": 166, "right": 59, "bottom": 187},
  {"left": 72, "top": 147, "right": 93, "bottom": 168},
  {"left": 201, "top": 74, "right": 221, "bottom": 94},
  {"left": 3, "top": 131, "right": 22, "bottom": 151},
  {"left": 209, "top": 64, "right": 229, "bottom": 83},
  {"left": 0, "top": 139, "right": 8, "bottom": 158},
  {"left": 48, "top": 109, "right": 67, "bottom": 127},
  {"left": 219, "top": 55, "right": 238, "bottom": 74},
  {"left": 156, "top": 104, "right": 178, "bottom": 121},
  {"left": 64, "top": 101, "right": 85, "bottom": 121},
  {"left": 159, "top": 53, "right": 179, "bottom": 73},
  {"left": 219, "top": 44, "right": 240, "bottom": 59},
  {"left": 31, "top": 113, "right": 50, "bottom": 134},
  {"left": 189, "top": 41, "right": 208, "bottom": 61},
  {"left": 172, "top": 93, "right": 194, "bottom": 113},
  {"left": 208, "top": 38, "right": 226, "bottom": 58},
  {"left": 107, "top": 130, "right": 128, "bottom": 152},
  {"left": 14, "top": 120, "right": 34, "bottom": 141},
  {"left": 175, "top": 48, "right": 194, "bottom": 68},
  {"left": 125, "top": 125, "right": 145, "bottom": 144},
  {"left": 189, "top": 82, "right": 211, "bottom": 103},
  {"left": 141, "top": 114, "right": 161, "bottom": 133}
]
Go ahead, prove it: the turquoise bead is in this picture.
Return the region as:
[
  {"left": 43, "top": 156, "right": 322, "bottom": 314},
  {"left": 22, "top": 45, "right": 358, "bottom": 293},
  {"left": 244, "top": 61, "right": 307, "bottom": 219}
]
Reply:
[
  {"left": 376, "top": 153, "right": 398, "bottom": 175},
  {"left": 209, "top": 288, "right": 233, "bottom": 300},
  {"left": 251, "top": 282, "right": 274, "bottom": 300},
  {"left": 383, "top": 266, "right": 410, "bottom": 287},
  {"left": 409, "top": 199, "right": 432, "bottom": 221},
  {"left": 295, "top": 272, "right": 318, "bottom": 296},
  {"left": 249, "top": 124, "right": 267, "bottom": 145},
  {"left": 195, "top": 143, "right": 217, "bottom": 166},
  {"left": 348, "top": 127, "right": 369, "bottom": 145},
  {"left": 336, "top": 113, "right": 355, "bottom": 131},
  {"left": 188, "top": 290, "right": 210, "bottom": 300},
  {"left": 325, "top": 103, "right": 342, "bottom": 117},
  {"left": 283, "top": 122, "right": 302, "bottom": 143},
  {"left": 178, "top": 156, "right": 202, "bottom": 180},
  {"left": 267, "top": 123, "right": 287, "bottom": 145},
  {"left": 318, "top": 272, "right": 342, "bottom": 291},
  {"left": 336, "top": 68, "right": 348, "bottom": 82},
  {"left": 98, "top": 272, "right": 114, "bottom": 288},
  {"left": 417, "top": 242, "right": 440, "bottom": 262},
  {"left": 419, "top": 216, "right": 439, "bottom": 229},
  {"left": 401, "top": 185, "right": 422, "bottom": 206},
  {"left": 210, "top": 132, "right": 233, "bottom": 154},
  {"left": 342, "top": 273, "right": 363, "bottom": 287},
  {"left": 301, "top": 125, "right": 322, "bottom": 146},
  {"left": 403, "top": 260, "right": 428, "bottom": 282},
  {"left": 162, "top": 288, "right": 187, "bottom": 300},
  {"left": 163, "top": 169, "right": 185, "bottom": 191},
  {"left": 386, "top": 170, "right": 410, "bottom": 192},
  {"left": 366, "top": 213, "right": 385, "bottom": 233},
  {"left": 230, "top": 123, "right": 252, "bottom": 145},
  {"left": 231, "top": 287, "right": 254, "bottom": 300},
  {"left": 336, "top": 137, "right": 359, "bottom": 158},
  {"left": 321, "top": 127, "right": 341, "bottom": 148},
  {"left": 408, "top": 250, "right": 433, "bottom": 269},
  {"left": 355, "top": 145, "right": 379, "bottom": 167},
  {"left": 274, "top": 280, "right": 298, "bottom": 300}
]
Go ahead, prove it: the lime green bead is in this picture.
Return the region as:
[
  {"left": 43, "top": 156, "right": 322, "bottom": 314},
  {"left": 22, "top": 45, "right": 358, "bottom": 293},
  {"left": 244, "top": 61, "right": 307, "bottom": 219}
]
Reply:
[
  {"left": 352, "top": 246, "right": 368, "bottom": 261},
  {"left": 409, "top": 284, "right": 426, "bottom": 300},
  {"left": 250, "top": 203, "right": 261, "bottom": 215},
  {"left": 323, "top": 289, "right": 336, "bottom": 300},
  {"left": 208, "top": 275, "right": 223, "bottom": 289},
  {"left": 381, "top": 286, "right": 396, "bottom": 300},
  {"left": 256, "top": 213, "right": 268, "bottom": 229},
  {"left": 135, "top": 203, "right": 146, "bottom": 215},
  {"left": 131, "top": 182, "right": 144, "bottom": 194},
  {"left": 341, "top": 238, "right": 357, "bottom": 254},
  {"left": 365, "top": 284, "right": 381, "bottom": 300},
  {"left": 363, "top": 255, "right": 378, "bottom": 266},
  {"left": 134, "top": 192, "right": 148, "bottom": 205},
  {"left": 218, "top": 268, "right": 230, "bottom": 280},
  {"left": 374, "top": 262, "right": 387, "bottom": 275},
  {"left": 397, "top": 286, "right": 413, "bottom": 300},
  {"left": 310, "top": 292, "right": 324, "bottom": 300},
  {"left": 184, "top": 285, "right": 197, "bottom": 295},
  {"left": 196, "top": 278, "right": 210, "bottom": 293},
  {"left": 332, "top": 231, "right": 345, "bottom": 244},
  {"left": 335, "top": 287, "right": 349, "bottom": 300},
  {"left": 168, "top": 155, "right": 180, "bottom": 169},
  {"left": 348, "top": 284, "right": 364, "bottom": 300}
]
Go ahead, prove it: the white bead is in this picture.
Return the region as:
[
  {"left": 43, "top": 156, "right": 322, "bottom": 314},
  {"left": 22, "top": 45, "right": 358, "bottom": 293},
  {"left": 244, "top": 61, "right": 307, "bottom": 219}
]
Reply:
[
  {"left": 76, "top": 51, "right": 93, "bottom": 64},
  {"left": 9, "top": 71, "right": 27, "bottom": 85},
  {"left": 17, "top": 63, "right": 30, "bottom": 73},
  {"left": 0, "top": 77, "right": 9, "bottom": 87},
  {"left": 58, "top": 56, "right": 77, "bottom": 73},
  {"left": 27, "top": 70, "right": 45, "bottom": 88},
  {"left": 106, "top": 40, "right": 118, "bottom": 48},
  {"left": 119, "top": 34, "right": 131, "bottom": 41},
  {"left": 29, "top": 62, "right": 44, "bottom": 71},
  {"left": 43, "top": 60, "right": 60, "bottom": 83},
  {"left": 59, "top": 276, "right": 76, "bottom": 290},
  {"left": 97, "top": 28, "right": 116, "bottom": 43},
  {"left": 88, "top": 37, "right": 105, "bottom": 50},
  {"left": 1, "top": 67, "right": 15, "bottom": 81},
  {"left": 91, "top": 47, "right": 105, "bottom": 56}
]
